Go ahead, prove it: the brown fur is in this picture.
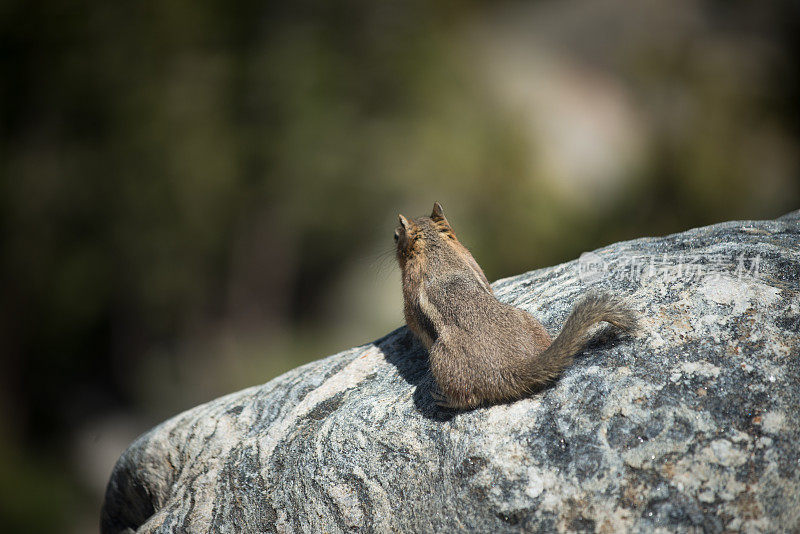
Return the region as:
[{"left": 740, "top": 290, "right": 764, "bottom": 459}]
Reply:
[{"left": 395, "top": 202, "right": 638, "bottom": 409}]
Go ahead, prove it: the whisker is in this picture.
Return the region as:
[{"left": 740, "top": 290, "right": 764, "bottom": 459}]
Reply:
[
  {"left": 371, "top": 247, "right": 398, "bottom": 277},
  {"left": 348, "top": 245, "right": 399, "bottom": 282}
]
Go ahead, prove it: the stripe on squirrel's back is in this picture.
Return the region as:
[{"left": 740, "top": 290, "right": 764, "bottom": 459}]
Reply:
[{"left": 418, "top": 287, "right": 442, "bottom": 344}]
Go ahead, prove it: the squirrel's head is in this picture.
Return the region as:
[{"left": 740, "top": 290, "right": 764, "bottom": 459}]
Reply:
[{"left": 395, "top": 202, "right": 457, "bottom": 268}]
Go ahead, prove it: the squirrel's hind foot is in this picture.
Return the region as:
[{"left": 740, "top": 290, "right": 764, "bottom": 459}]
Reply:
[
  {"left": 431, "top": 387, "right": 471, "bottom": 410},
  {"left": 431, "top": 388, "right": 455, "bottom": 409}
]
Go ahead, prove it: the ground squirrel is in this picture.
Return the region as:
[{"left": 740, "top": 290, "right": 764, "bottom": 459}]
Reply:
[{"left": 395, "top": 202, "right": 637, "bottom": 410}]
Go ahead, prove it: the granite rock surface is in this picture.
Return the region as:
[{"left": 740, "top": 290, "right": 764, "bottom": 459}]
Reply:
[{"left": 102, "top": 212, "right": 800, "bottom": 533}]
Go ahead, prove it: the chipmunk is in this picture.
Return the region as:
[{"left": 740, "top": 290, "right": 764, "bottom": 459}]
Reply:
[{"left": 395, "top": 202, "right": 637, "bottom": 410}]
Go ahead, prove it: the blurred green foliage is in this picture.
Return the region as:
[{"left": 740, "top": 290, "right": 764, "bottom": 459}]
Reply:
[{"left": 0, "top": 0, "right": 798, "bottom": 531}]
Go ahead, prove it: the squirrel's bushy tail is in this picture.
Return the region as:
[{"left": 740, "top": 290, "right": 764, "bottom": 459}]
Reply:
[{"left": 529, "top": 292, "right": 637, "bottom": 385}]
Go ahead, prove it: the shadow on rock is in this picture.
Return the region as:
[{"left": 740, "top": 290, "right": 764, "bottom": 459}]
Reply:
[{"left": 374, "top": 327, "right": 457, "bottom": 421}]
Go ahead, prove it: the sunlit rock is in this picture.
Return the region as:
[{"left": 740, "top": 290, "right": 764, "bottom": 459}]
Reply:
[{"left": 102, "top": 211, "right": 800, "bottom": 533}]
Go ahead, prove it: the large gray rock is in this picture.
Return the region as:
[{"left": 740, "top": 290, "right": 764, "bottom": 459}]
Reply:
[{"left": 102, "top": 212, "right": 800, "bottom": 533}]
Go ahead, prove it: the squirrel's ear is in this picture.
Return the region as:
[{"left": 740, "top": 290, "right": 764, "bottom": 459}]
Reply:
[
  {"left": 398, "top": 214, "right": 410, "bottom": 231},
  {"left": 431, "top": 202, "right": 448, "bottom": 224}
]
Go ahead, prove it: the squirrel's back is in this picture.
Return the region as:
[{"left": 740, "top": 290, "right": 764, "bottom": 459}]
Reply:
[{"left": 395, "top": 203, "right": 637, "bottom": 409}]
